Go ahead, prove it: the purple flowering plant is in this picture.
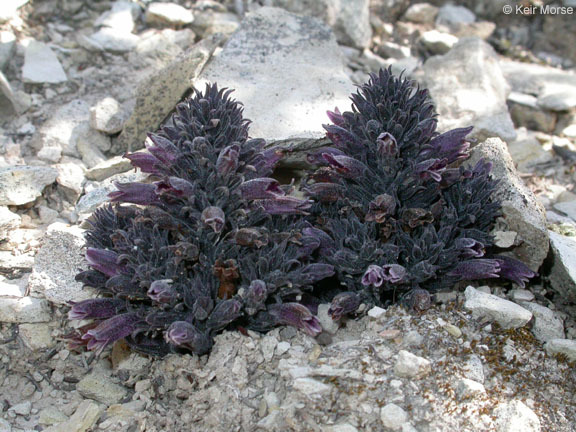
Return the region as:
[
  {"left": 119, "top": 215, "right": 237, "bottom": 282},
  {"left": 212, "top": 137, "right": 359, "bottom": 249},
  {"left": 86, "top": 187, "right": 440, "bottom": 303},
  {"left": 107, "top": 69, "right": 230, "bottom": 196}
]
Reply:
[{"left": 68, "top": 70, "right": 535, "bottom": 357}]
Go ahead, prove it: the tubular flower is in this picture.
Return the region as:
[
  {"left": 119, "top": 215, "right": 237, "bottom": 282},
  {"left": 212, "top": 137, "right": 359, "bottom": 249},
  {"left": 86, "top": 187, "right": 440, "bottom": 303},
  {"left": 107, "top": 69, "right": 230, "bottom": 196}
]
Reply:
[{"left": 268, "top": 303, "right": 322, "bottom": 337}]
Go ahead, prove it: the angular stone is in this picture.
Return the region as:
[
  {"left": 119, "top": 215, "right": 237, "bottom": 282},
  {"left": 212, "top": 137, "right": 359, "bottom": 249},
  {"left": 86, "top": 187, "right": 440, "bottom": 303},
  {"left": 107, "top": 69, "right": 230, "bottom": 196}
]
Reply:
[
  {"left": 316, "top": 303, "right": 339, "bottom": 335},
  {"left": 436, "top": 4, "right": 475, "bottom": 26},
  {"left": 464, "top": 286, "right": 532, "bottom": 329},
  {"left": 509, "top": 289, "right": 534, "bottom": 303},
  {"left": 456, "top": 378, "right": 486, "bottom": 400},
  {"left": 38, "top": 205, "right": 58, "bottom": 224},
  {"left": 85, "top": 156, "right": 132, "bottom": 182},
  {"left": 367, "top": 306, "right": 386, "bottom": 320},
  {"left": 43, "top": 400, "right": 104, "bottom": 432},
  {"left": 0, "top": 274, "right": 28, "bottom": 297},
  {"left": 76, "top": 124, "right": 110, "bottom": 168},
  {"left": 90, "top": 97, "right": 126, "bottom": 135},
  {"left": 467, "top": 138, "right": 548, "bottom": 271},
  {"left": 22, "top": 40, "right": 67, "bottom": 84},
  {"left": 192, "top": 11, "right": 238, "bottom": 37},
  {"left": 545, "top": 338, "right": 576, "bottom": 362},
  {"left": 509, "top": 101, "right": 557, "bottom": 134},
  {"left": 38, "top": 406, "right": 69, "bottom": 426},
  {"left": 519, "top": 302, "right": 565, "bottom": 343},
  {"left": 269, "top": 0, "right": 371, "bottom": 49},
  {"left": 548, "top": 230, "right": 576, "bottom": 301},
  {"left": 95, "top": 0, "right": 140, "bottom": 33},
  {"left": 423, "top": 38, "right": 516, "bottom": 143},
  {"left": 403, "top": 3, "right": 438, "bottom": 24},
  {"left": 0, "top": 165, "right": 58, "bottom": 205},
  {"left": 28, "top": 222, "right": 93, "bottom": 305},
  {"left": 77, "top": 370, "right": 129, "bottom": 405},
  {"left": 452, "top": 21, "right": 496, "bottom": 40},
  {"left": 493, "top": 400, "right": 541, "bottom": 432},
  {"left": 394, "top": 350, "right": 431, "bottom": 379},
  {"left": 55, "top": 158, "right": 86, "bottom": 202},
  {"left": 31, "top": 99, "right": 91, "bottom": 157},
  {"left": 0, "top": 251, "right": 34, "bottom": 273},
  {"left": 553, "top": 201, "right": 576, "bottom": 223},
  {"left": 115, "top": 35, "right": 220, "bottom": 153},
  {"left": 81, "top": 27, "right": 140, "bottom": 53},
  {"left": 380, "top": 403, "right": 408, "bottom": 431},
  {"left": 0, "top": 206, "right": 20, "bottom": 239},
  {"left": 0, "top": 70, "right": 18, "bottom": 117},
  {"left": 420, "top": 30, "right": 458, "bottom": 55},
  {"left": 293, "top": 377, "right": 331, "bottom": 396},
  {"left": 197, "top": 7, "right": 354, "bottom": 158},
  {"left": 145, "top": 2, "right": 194, "bottom": 27},
  {"left": 0, "top": 296, "right": 51, "bottom": 323},
  {"left": 507, "top": 131, "right": 553, "bottom": 173},
  {"left": 18, "top": 323, "right": 56, "bottom": 351}
]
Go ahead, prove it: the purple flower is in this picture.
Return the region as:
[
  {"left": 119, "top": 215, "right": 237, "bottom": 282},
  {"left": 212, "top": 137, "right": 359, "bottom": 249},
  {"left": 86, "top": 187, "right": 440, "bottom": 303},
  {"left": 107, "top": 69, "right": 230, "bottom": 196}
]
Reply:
[
  {"left": 422, "top": 126, "right": 472, "bottom": 164},
  {"left": 302, "top": 226, "right": 336, "bottom": 255},
  {"left": 206, "top": 299, "right": 242, "bottom": 331},
  {"left": 124, "top": 152, "right": 160, "bottom": 174},
  {"left": 216, "top": 144, "right": 240, "bottom": 176},
  {"left": 414, "top": 158, "right": 448, "bottom": 182},
  {"left": 365, "top": 194, "right": 396, "bottom": 223},
  {"left": 328, "top": 292, "right": 361, "bottom": 320},
  {"left": 376, "top": 132, "right": 398, "bottom": 157},
  {"left": 85, "top": 248, "right": 123, "bottom": 277},
  {"left": 455, "top": 238, "right": 485, "bottom": 258},
  {"left": 109, "top": 182, "right": 160, "bottom": 206},
  {"left": 243, "top": 280, "right": 267, "bottom": 315},
  {"left": 326, "top": 107, "right": 346, "bottom": 126},
  {"left": 68, "top": 298, "right": 124, "bottom": 320},
  {"left": 268, "top": 303, "right": 322, "bottom": 336},
  {"left": 362, "top": 264, "right": 385, "bottom": 287},
  {"left": 81, "top": 313, "right": 142, "bottom": 355},
  {"left": 448, "top": 259, "right": 501, "bottom": 280},
  {"left": 75, "top": 270, "right": 108, "bottom": 288},
  {"left": 255, "top": 196, "right": 312, "bottom": 215},
  {"left": 147, "top": 133, "right": 179, "bottom": 165},
  {"left": 306, "top": 147, "right": 346, "bottom": 165},
  {"left": 147, "top": 279, "right": 175, "bottom": 303},
  {"left": 192, "top": 296, "right": 214, "bottom": 321},
  {"left": 165, "top": 321, "right": 213, "bottom": 355},
  {"left": 493, "top": 255, "right": 536, "bottom": 288},
  {"left": 300, "top": 263, "right": 335, "bottom": 282},
  {"left": 322, "top": 153, "right": 367, "bottom": 178},
  {"left": 362, "top": 264, "right": 406, "bottom": 287},
  {"left": 240, "top": 178, "right": 285, "bottom": 200},
  {"left": 302, "top": 182, "right": 345, "bottom": 203},
  {"left": 201, "top": 206, "right": 225, "bottom": 233}
]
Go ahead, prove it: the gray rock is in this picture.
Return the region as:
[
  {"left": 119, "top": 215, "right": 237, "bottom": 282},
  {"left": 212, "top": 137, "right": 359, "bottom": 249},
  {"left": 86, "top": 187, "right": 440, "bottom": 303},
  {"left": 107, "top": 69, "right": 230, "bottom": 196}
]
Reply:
[
  {"left": 18, "top": 323, "right": 56, "bottom": 351},
  {"left": 76, "top": 124, "right": 110, "bottom": 168},
  {"left": 198, "top": 8, "right": 354, "bottom": 157},
  {"left": 9, "top": 401, "right": 31, "bottom": 416},
  {"left": 456, "top": 378, "right": 485, "bottom": 400},
  {"left": 423, "top": 38, "right": 516, "bottom": 143},
  {"left": 420, "top": 30, "right": 458, "bottom": 55},
  {"left": 95, "top": 0, "right": 140, "bottom": 33},
  {"left": 0, "top": 70, "right": 18, "bottom": 117},
  {"left": 0, "top": 165, "right": 58, "bottom": 205},
  {"left": 0, "top": 31, "right": 16, "bottom": 71},
  {"left": 55, "top": 158, "right": 86, "bottom": 202},
  {"left": 553, "top": 201, "right": 576, "bottom": 223},
  {"left": 191, "top": 11, "right": 239, "bottom": 38},
  {"left": 145, "top": 2, "right": 194, "bottom": 27},
  {"left": 462, "top": 354, "right": 484, "bottom": 383},
  {"left": 85, "top": 155, "right": 132, "bottom": 181},
  {"left": 28, "top": 222, "right": 93, "bottom": 305},
  {"left": 43, "top": 400, "right": 103, "bottom": 432},
  {"left": 31, "top": 99, "right": 91, "bottom": 157},
  {"left": 0, "top": 206, "right": 20, "bottom": 240},
  {"left": 90, "top": 97, "right": 126, "bottom": 135},
  {"left": 403, "top": 3, "right": 438, "bottom": 24},
  {"left": 37, "top": 145, "right": 62, "bottom": 163},
  {"left": 0, "top": 275, "right": 27, "bottom": 297},
  {"left": 293, "top": 377, "right": 331, "bottom": 396},
  {"left": 548, "top": 230, "right": 576, "bottom": 301},
  {"left": 452, "top": 21, "right": 496, "bottom": 40},
  {"left": 467, "top": 138, "right": 548, "bottom": 271},
  {"left": 367, "top": 306, "right": 386, "bottom": 320},
  {"left": 38, "top": 205, "right": 58, "bottom": 224},
  {"left": 268, "top": 0, "right": 371, "bottom": 49},
  {"left": 501, "top": 60, "right": 576, "bottom": 112},
  {"left": 115, "top": 35, "right": 220, "bottom": 153},
  {"left": 544, "top": 338, "right": 576, "bottom": 362},
  {"left": 509, "top": 289, "right": 534, "bottom": 303},
  {"left": 508, "top": 98, "right": 557, "bottom": 134},
  {"left": 380, "top": 403, "right": 408, "bottom": 431},
  {"left": 0, "top": 296, "right": 51, "bottom": 323},
  {"left": 436, "top": 4, "right": 475, "bottom": 26},
  {"left": 519, "top": 302, "right": 564, "bottom": 343},
  {"left": 507, "top": 131, "right": 553, "bottom": 173},
  {"left": 317, "top": 304, "right": 339, "bottom": 335},
  {"left": 493, "top": 400, "right": 541, "bottom": 432},
  {"left": 394, "top": 350, "right": 431, "bottom": 379},
  {"left": 38, "top": 407, "right": 69, "bottom": 426},
  {"left": 378, "top": 41, "right": 411, "bottom": 59},
  {"left": 0, "top": 251, "right": 34, "bottom": 273},
  {"left": 81, "top": 27, "right": 140, "bottom": 53},
  {"left": 493, "top": 230, "right": 517, "bottom": 248},
  {"left": 77, "top": 370, "right": 128, "bottom": 406},
  {"left": 464, "top": 286, "right": 532, "bottom": 329},
  {"left": 22, "top": 40, "right": 67, "bottom": 84}
]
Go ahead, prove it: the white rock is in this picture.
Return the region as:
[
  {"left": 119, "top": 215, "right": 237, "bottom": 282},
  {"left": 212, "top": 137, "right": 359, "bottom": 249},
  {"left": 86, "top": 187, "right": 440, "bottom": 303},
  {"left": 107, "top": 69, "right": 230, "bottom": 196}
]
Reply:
[
  {"left": 293, "top": 378, "right": 331, "bottom": 396},
  {"left": 493, "top": 400, "right": 541, "bottom": 432},
  {"left": 464, "top": 286, "right": 532, "bottom": 329},
  {"left": 367, "top": 306, "right": 386, "bottom": 320},
  {"left": 276, "top": 341, "right": 290, "bottom": 356},
  {"left": 420, "top": 30, "right": 458, "bottom": 55},
  {"left": 192, "top": 11, "right": 239, "bottom": 38},
  {"left": 43, "top": 400, "right": 103, "bottom": 432},
  {"left": 0, "top": 166, "right": 58, "bottom": 205},
  {"left": 520, "top": 302, "right": 564, "bottom": 342},
  {"left": 0, "top": 296, "right": 51, "bottom": 323},
  {"left": 0, "top": 0, "right": 28, "bottom": 23},
  {"left": 544, "top": 338, "right": 576, "bottom": 362},
  {"left": 197, "top": 7, "right": 354, "bottom": 151},
  {"left": 261, "top": 335, "right": 278, "bottom": 361},
  {"left": 95, "top": 0, "right": 141, "bottom": 33},
  {"left": 38, "top": 205, "right": 58, "bottom": 224},
  {"left": 548, "top": 230, "right": 576, "bottom": 301},
  {"left": 0, "top": 275, "right": 28, "bottom": 297},
  {"left": 0, "top": 31, "right": 16, "bottom": 71},
  {"left": 324, "top": 425, "right": 358, "bottom": 432},
  {"left": 10, "top": 401, "right": 31, "bottom": 416},
  {"left": 394, "top": 350, "right": 431, "bottom": 379},
  {"left": 462, "top": 354, "right": 484, "bottom": 383},
  {"left": 77, "top": 370, "right": 128, "bottom": 405},
  {"left": 146, "top": 2, "right": 194, "bottom": 27},
  {"left": 18, "top": 323, "right": 56, "bottom": 351},
  {"left": 0, "top": 418, "right": 10, "bottom": 432},
  {"left": 456, "top": 378, "right": 486, "bottom": 400},
  {"left": 32, "top": 99, "right": 90, "bottom": 157},
  {"left": 467, "top": 138, "right": 548, "bottom": 272},
  {"left": 423, "top": 38, "right": 516, "bottom": 142},
  {"left": 436, "top": 4, "right": 475, "bottom": 26},
  {"left": 28, "top": 223, "right": 91, "bottom": 304},
  {"left": 90, "top": 97, "right": 126, "bottom": 135},
  {"left": 507, "top": 132, "right": 553, "bottom": 172},
  {"left": 22, "top": 40, "right": 67, "bottom": 84},
  {"left": 85, "top": 156, "right": 132, "bottom": 182},
  {"left": 82, "top": 27, "right": 139, "bottom": 53},
  {"left": 493, "top": 230, "right": 517, "bottom": 248},
  {"left": 37, "top": 145, "right": 62, "bottom": 163},
  {"left": 380, "top": 403, "right": 408, "bottom": 431},
  {"left": 510, "top": 289, "right": 534, "bottom": 303},
  {"left": 403, "top": 3, "right": 438, "bottom": 24},
  {"left": 378, "top": 41, "right": 411, "bottom": 59},
  {"left": 76, "top": 124, "right": 110, "bottom": 168},
  {"left": 0, "top": 206, "right": 20, "bottom": 239},
  {"left": 317, "top": 303, "right": 339, "bottom": 334},
  {"left": 55, "top": 158, "right": 86, "bottom": 201}
]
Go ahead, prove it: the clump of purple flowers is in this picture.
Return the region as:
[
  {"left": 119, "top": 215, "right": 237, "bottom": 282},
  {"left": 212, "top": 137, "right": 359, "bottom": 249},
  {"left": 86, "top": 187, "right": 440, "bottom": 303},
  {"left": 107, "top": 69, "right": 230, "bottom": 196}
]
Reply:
[{"left": 69, "top": 70, "right": 535, "bottom": 357}]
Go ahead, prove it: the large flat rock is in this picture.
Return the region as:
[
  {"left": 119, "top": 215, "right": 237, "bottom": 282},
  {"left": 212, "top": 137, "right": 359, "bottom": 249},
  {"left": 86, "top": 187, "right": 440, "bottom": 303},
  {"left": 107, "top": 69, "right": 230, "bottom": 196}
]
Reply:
[{"left": 197, "top": 7, "right": 354, "bottom": 152}]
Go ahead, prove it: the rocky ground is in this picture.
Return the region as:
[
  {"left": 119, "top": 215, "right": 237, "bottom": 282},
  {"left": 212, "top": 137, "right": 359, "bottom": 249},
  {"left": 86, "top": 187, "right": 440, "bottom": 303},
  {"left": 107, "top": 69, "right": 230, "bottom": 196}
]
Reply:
[{"left": 1, "top": 0, "right": 576, "bottom": 431}]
